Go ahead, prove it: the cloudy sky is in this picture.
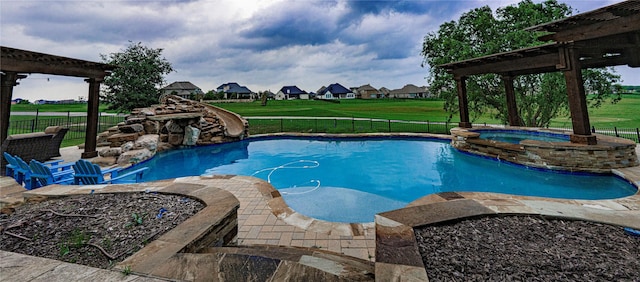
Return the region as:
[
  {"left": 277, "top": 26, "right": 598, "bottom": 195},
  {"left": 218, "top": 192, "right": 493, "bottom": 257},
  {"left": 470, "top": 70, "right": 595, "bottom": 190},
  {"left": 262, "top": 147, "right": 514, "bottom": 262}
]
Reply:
[{"left": 1, "top": 0, "right": 636, "bottom": 101}]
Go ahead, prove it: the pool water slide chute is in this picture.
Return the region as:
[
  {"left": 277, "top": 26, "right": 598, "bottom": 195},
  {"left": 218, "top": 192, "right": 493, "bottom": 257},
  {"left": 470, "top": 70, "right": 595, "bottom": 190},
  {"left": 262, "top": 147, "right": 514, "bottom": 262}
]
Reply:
[
  {"left": 162, "top": 94, "right": 248, "bottom": 138},
  {"left": 200, "top": 103, "right": 248, "bottom": 138}
]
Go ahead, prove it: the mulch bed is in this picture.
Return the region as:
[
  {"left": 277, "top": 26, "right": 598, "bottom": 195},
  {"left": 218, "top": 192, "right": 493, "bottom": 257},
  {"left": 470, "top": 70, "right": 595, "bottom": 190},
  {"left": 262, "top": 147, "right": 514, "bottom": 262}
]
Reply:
[
  {"left": 0, "top": 193, "right": 204, "bottom": 269},
  {"left": 415, "top": 215, "right": 640, "bottom": 281}
]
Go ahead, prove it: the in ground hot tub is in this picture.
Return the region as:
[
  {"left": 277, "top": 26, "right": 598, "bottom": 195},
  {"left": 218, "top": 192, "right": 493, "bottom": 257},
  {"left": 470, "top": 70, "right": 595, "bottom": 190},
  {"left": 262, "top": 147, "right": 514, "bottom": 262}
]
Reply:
[
  {"left": 476, "top": 129, "right": 570, "bottom": 144},
  {"left": 450, "top": 126, "right": 638, "bottom": 172}
]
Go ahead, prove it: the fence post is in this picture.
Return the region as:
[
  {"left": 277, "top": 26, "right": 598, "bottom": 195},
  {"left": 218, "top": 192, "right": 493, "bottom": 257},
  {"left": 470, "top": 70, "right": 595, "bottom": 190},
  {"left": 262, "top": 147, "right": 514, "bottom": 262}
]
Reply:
[
  {"left": 427, "top": 120, "right": 430, "bottom": 133},
  {"left": 280, "top": 118, "right": 283, "bottom": 132},
  {"left": 636, "top": 128, "right": 639, "bottom": 143},
  {"left": 388, "top": 120, "right": 391, "bottom": 132},
  {"left": 592, "top": 126, "right": 595, "bottom": 133},
  {"left": 614, "top": 127, "right": 619, "bottom": 137},
  {"left": 34, "top": 109, "right": 39, "bottom": 132},
  {"left": 352, "top": 117, "right": 355, "bottom": 132},
  {"left": 315, "top": 119, "right": 318, "bottom": 132}
]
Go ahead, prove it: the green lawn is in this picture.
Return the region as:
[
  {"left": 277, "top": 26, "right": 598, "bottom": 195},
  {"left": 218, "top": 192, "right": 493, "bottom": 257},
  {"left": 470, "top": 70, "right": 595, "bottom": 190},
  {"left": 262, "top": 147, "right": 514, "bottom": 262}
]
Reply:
[
  {"left": 214, "top": 96, "right": 639, "bottom": 128},
  {"left": 214, "top": 99, "right": 500, "bottom": 124},
  {"left": 12, "top": 97, "right": 637, "bottom": 128},
  {"left": 550, "top": 94, "right": 640, "bottom": 129},
  {"left": 10, "top": 103, "right": 111, "bottom": 113}
]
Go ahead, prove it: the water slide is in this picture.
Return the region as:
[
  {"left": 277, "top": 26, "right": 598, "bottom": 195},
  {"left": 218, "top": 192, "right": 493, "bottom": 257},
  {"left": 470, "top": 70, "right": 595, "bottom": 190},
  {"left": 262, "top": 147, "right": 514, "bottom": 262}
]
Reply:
[
  {"left": 162, "top": 95, "right": 248, "bottom": 138},
  {"left": 201, "top": 103, "right": 248, "bottom": 138}
]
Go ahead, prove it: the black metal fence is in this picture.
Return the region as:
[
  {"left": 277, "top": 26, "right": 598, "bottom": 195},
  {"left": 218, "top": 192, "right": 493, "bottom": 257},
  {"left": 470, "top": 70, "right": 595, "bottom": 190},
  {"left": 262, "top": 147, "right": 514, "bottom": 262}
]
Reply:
[
  {"left": 591, "top": 126, "right": 640, "bottom": 143},
  {"left": 7, "top": 115, "right": 639, "bottom": 143},
  {"left": 246, "top": 117, "right": 456, "bottom": 135},
  {"left": 246, "top": 117, "right": 640, "bottom": 143},
  {"left": 8, "top": 114, "right": 125, "bottom": 141}
]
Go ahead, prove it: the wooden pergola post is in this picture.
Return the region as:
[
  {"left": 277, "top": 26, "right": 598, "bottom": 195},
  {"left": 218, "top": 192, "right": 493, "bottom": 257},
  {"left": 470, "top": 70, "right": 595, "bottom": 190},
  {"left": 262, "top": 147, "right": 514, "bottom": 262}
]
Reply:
[
  {"left": 0, "top": 72, "right": 19, "bottom": 147},
  {"left": 563, "top": 47, "right": 596, "bottom": 145},
  {"left": 502, "top": 75, "right": 521, "bottom": 126},
  {"left": 455, "top": 75, "right": 472, "bottom": 128},
  {"left": 81, "top": 78, "right": 103, "bottom": 158}
]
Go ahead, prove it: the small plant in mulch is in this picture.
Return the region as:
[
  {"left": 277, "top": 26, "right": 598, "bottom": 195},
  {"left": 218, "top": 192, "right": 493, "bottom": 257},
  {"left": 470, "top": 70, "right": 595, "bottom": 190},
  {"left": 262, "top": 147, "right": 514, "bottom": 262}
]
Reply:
[{"left": 126, "top": 212, "right": 146, "bottom": 228}]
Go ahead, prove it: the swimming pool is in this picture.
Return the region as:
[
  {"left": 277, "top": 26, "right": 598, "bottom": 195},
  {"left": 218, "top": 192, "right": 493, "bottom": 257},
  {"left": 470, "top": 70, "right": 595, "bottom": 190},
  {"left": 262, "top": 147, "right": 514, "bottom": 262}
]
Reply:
[
  {"left": 126, "top": 136, "right": 637, "bottom": 223},
  {"left": 477, "top": 129, "right": 570, "bottom": 144}
]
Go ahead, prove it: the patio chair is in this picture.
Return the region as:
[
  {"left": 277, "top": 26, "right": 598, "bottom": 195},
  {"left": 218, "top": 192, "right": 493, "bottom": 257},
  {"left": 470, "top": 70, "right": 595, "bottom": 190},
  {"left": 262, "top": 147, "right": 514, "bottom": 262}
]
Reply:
[
  {"left": 44, "top": 126, "right": 69, "bottom": 158},
  {"left": 2, "top": 153, "right": 67, "bottom": 186},
  {"left": 3, "top": 152, "right": 24, "bottom": 184},
  {"left": 28, "top": 160, "right": 75, "bottom": 189},
  {"left": 0, "top": 126, "right": 68, "bottom": 176},
  {"left": 72, "top": 159, "right": 149, "bottom": 185}
]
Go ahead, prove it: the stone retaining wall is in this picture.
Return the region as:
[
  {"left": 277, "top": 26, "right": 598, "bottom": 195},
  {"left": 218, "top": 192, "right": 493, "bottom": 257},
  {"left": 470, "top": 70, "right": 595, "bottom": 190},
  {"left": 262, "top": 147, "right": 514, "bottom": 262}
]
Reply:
[{"left": 451, "top": 127, "right": 638, "bottom": 172}]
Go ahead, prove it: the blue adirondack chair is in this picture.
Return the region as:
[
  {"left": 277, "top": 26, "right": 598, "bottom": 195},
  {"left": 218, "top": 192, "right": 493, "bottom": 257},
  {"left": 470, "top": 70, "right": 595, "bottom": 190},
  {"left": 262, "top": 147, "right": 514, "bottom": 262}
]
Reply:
[
  {"left": 72, "top": 159, "right": 149, "bottom": 185},
  {"left": 12, "top": 156, "right": 36, "bottom": 188},
  {"left": 3, "top": 152, "right": 24, "bottom": 184},
  {"left": 28, "top": 160, "right": 75, "bottom": 189}
]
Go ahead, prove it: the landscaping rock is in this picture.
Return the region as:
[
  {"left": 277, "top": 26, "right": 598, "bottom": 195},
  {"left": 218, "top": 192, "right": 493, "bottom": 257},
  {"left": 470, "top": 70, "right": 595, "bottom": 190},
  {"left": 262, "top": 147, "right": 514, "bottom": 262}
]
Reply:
[
  {"left": 94, "top": 95, "right": 248, "bottom": 165},
  {"left": 91, "top": 156, "right": 117, "bottom": 166},
  {"left": 183, "top": 125, "right": 200, "bottom": 146},
  {"left": 135, "top": 134, "right": 159, "bottom": 152},
  {"left": 117, "top": 148, "right": 153, "bottom": 164},
  {"left": 120, "top": 141, "right": 135, "bottom": 152},
  {"left": 98, "top": 147, "right": 122, "bottom": 157},
  {"left": 118, "top": 123, "right": 144, "bottom": 133}
]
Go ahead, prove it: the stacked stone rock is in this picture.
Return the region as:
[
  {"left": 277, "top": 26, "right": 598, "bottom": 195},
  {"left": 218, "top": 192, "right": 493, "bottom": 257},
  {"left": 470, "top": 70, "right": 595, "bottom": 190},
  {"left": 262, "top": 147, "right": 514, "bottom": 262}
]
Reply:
[{"left": 95, "top": 96, "right": 245, "bottom": 166}]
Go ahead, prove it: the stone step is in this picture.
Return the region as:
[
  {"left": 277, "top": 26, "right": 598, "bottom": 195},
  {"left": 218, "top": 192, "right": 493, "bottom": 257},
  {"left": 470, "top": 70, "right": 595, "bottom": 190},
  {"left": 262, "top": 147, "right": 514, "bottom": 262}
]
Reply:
[{"left": 195, "top": 245, "right": 375, "bottom": 281}]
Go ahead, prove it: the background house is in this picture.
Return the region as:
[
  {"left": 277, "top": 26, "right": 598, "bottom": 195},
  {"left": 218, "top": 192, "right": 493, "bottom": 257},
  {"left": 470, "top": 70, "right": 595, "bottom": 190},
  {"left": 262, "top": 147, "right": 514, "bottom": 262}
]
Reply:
[
  {"left": 160, "top": 81, "right": 203, "bottom": 99},
  {"left": 216, "top": 82, "right": 254, "bottom": 99},
  {"left": 379, "top": 87, "right": 391, "bottom": 98},
  {"left": 389, "top": 84, "right": 430, "bottom": 98},
  {"left": 275, "top": 86, "right": 309, "bottom": 100},
  {"left": 355, "top": 84, "right": 381, "bottom": 99},
  {"left": 316, "top": 83, "right": 354, "bottom": 99}
]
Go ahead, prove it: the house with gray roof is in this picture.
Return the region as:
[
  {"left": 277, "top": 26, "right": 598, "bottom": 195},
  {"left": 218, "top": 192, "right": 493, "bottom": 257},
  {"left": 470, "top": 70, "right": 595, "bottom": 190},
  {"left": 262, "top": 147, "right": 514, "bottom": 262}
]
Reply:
[
  {"left": 275, "top": 86, "right": 309, "bottom": 100},
  {"left": 161, "top": 81, "right": 203, "bottom": 99},
  {"left": 355, "top": 84, "right": 381, "bottom": 99},
  {"left": 316, "top": 83, "right": 354, "bottom": 99},
  {"left": 216, "top": 82, "right": 254, "bottom": 99},
  {"left": 389, "top": 84, "right": 430, "bottom": 99}
]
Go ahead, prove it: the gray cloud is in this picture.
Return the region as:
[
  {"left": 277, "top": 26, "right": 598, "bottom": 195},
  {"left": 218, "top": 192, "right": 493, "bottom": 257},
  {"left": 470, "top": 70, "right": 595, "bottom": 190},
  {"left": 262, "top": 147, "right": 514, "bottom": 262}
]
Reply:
[{"left": 1, "top": 0, "right": 632, "bottom": 101}]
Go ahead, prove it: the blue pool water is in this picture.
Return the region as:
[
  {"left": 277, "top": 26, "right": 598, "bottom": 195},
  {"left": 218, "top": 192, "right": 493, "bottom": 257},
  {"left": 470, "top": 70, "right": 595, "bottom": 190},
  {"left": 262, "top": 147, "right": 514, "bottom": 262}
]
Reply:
[
  {"left": 126, "top": 137, "right": 637, "bottom": 223},
  {"left": 477, "top": 129, "right": 570, "bottom": 144}
]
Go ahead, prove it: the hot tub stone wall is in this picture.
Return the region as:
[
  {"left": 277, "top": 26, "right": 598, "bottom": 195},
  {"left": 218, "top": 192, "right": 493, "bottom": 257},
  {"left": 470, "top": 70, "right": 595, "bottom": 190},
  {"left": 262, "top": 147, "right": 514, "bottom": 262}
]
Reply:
[{"left": 451, "top": 127, "right": 638, "bottom": 172}]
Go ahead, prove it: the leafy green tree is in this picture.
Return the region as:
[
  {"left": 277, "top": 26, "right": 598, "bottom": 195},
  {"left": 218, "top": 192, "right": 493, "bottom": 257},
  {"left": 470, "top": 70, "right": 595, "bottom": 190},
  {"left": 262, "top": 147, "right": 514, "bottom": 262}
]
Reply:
[
  {"left": 100, "top": 42, "right": 174, "bottom": 112},
  {"left": 422, "top": 0, "right": 621, "bottom": 127}
]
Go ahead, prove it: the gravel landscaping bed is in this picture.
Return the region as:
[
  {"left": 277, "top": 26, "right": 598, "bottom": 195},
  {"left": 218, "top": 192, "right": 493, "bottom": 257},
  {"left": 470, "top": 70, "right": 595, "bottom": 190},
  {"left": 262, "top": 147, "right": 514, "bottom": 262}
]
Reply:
[
  {"left": 0, "top": 193, "right": 204, "bottom": 269},
  {"left": 415, "top": 215, "right": 640, "bottom": 281}
]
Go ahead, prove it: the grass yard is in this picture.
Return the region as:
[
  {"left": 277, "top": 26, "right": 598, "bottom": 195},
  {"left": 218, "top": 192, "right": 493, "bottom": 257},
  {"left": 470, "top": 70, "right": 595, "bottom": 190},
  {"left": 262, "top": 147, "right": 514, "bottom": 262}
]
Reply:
[
  {"left": 551, "top": 94, "right": 640, "bottom": 129},
  {"left": 214, "top": 96, "right": 639, "bottom": 129},
  {"left": 12, "top": 96, "right": 637, "bottom": 128},
  {"left": 213, "top": 99, "right": 502, "bottom": 124},
  {"left": 10, "top": 103, "right": 111, "bottom": 113}
]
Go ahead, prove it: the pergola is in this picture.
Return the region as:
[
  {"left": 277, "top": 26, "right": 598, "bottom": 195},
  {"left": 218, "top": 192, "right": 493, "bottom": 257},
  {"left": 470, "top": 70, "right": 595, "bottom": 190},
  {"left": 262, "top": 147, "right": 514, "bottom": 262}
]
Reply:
[
  {"left": 1, "top": 46, "right": 116, "bottom": 158},
  {"left": 440, "top": 1, "right": 640, "bottom": 145}
]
